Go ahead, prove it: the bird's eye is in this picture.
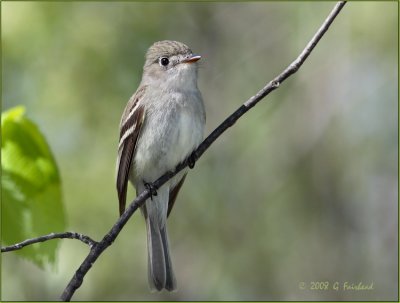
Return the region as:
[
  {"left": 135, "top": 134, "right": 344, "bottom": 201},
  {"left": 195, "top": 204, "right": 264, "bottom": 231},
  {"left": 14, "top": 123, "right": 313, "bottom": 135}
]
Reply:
[{"left": 159, "top": 57, "right": 169, "bottom": 66}]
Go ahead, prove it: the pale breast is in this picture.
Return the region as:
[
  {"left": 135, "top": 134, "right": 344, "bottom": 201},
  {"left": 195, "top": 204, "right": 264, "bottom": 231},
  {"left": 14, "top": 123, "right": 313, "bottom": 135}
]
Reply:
[
  {"left": 131, "top": 90, "right": 204, "bottom": 184},
  {"left": 166, "top": 108, "right": 204, "bottom": 168}
]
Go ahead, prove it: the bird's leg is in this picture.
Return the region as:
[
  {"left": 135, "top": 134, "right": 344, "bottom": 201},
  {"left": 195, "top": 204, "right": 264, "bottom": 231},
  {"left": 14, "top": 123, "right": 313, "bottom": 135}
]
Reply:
[
  {"left": 144, "top": 182, "right": 158, "bottom": 200},
  {"left": 188, "top": 151, "right": 196, "bottom": 169}
]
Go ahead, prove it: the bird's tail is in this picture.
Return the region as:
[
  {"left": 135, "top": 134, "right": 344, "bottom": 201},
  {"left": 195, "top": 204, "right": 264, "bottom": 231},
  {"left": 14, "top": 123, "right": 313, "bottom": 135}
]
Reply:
[{"left": 146, "top": 216, "right": 177, "bottom": 291}]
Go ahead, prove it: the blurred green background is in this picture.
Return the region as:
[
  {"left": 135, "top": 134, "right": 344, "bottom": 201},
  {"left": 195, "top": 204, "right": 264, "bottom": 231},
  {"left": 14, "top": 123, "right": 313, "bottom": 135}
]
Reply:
[{"left": 1, "top": 1, "right": 398, "bottom": 301}]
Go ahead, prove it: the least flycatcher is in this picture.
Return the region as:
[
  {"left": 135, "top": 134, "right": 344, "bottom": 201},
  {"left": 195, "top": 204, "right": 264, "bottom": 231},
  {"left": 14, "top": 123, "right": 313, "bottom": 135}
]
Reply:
[{"left": 116, "top": 40, "right": 206, "bottom": 291}]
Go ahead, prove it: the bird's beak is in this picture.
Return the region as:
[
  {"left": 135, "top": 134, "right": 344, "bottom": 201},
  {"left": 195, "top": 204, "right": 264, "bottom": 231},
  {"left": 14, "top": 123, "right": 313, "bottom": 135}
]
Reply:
[{"left": 182, "top": 55, "right": 201, "bottom": 64}]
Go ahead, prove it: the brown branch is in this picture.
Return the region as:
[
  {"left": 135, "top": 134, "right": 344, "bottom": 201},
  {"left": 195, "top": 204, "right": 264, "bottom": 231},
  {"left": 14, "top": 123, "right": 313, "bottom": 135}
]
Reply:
[
  {"left": 61, "top": 2, "right": 346, "bottom": 300},
  {"left": 1, "top": 232, "right": 98, "bottom": 252},
  {"left": 1, "top": 1, "right": 347, "bottom": 300}
]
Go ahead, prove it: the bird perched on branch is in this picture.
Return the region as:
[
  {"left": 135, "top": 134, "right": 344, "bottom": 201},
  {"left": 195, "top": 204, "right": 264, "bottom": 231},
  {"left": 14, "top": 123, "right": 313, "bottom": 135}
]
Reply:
[{"left": 116, "top": 40, "right": 206, "bottom": 291}]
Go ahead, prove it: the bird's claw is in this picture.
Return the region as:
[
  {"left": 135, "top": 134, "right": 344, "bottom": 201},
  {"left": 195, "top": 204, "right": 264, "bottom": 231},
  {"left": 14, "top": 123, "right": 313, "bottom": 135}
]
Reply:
[
  {"left": 188, "top": 152, "right": 196, "bottom": 169},
  {"left": 144, "top": 182, "right": 158, "bottom": 200}
]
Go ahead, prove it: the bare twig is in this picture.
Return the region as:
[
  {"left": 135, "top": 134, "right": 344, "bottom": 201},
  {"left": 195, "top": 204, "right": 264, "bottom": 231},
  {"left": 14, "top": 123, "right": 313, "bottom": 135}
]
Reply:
[
  {"left": 1, "top": 232, "right": 98, "bottom": 252},
  {"left": 60, "top": 2, "right": 345, "bottom": 300},
  {"left": 0, "top": 1, "right": 346, "bottom": 300}
]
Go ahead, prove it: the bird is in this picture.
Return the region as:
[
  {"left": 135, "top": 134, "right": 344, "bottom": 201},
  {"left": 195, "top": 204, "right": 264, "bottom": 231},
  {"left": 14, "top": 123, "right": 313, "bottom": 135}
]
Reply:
[{"left": 116, "top": 40, "right": 206, "bottom": 291}]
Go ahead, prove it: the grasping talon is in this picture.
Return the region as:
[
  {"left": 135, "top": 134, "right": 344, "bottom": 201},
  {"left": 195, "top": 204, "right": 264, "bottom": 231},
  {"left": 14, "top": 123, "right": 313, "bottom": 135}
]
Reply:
[
  {"left": 188, "top": 152, "right": 196, "bottom": 169},
  {"left": 144, "top": 182, "right": 158, "bottom": 200}
]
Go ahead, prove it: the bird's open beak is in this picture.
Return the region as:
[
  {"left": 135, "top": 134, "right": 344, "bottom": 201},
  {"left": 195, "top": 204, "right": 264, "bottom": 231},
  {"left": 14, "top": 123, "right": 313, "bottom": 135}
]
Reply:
[{"left": 182, "top": 55, "right": 201, "bottom": 64}]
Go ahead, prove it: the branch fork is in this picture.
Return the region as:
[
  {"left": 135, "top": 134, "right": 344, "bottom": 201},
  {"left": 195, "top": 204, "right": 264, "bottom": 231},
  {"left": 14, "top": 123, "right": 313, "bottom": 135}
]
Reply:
[{"left": 1, "top": 2, "right": 346, "bottom": 300}]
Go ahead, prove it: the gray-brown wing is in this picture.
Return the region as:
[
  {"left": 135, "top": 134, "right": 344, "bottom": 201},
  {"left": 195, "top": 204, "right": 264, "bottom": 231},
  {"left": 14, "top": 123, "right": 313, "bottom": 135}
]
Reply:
[
  {"left": 116, "top": 87, "right": 146, "bottom": 216},
  {"left": 167, "top": 174, "right": 187, "bottom": 217}
]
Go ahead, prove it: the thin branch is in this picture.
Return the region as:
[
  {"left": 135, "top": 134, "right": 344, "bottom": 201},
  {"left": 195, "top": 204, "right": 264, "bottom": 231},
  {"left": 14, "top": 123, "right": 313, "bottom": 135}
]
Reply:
[
  {"left": 61, "top": 2, "right": 346, "bottom": 300},
  {"left": 1, "top": 232, "right": 98, "bottom": 252},
  {"left": 0, "top": 3, "right": 346, "bottom": 300},
  {"left": 53, "top": 2, "right": 344, "bottom": 300}
]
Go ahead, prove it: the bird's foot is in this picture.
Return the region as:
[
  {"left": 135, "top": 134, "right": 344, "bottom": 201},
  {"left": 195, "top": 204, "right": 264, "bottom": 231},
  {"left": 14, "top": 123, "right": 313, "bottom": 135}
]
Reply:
[
  {"left": 188, "top": 152, "right": 197, "bottom": 169},
  {"left": 144, "top": 182, "right": 158, "bottom": 200}
]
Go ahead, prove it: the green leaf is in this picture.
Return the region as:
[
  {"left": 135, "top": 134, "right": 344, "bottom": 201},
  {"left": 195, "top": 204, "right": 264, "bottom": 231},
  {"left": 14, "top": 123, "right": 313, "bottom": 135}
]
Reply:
[{"left": 1, "top": 106, "right": 66, "bottom": 268}]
